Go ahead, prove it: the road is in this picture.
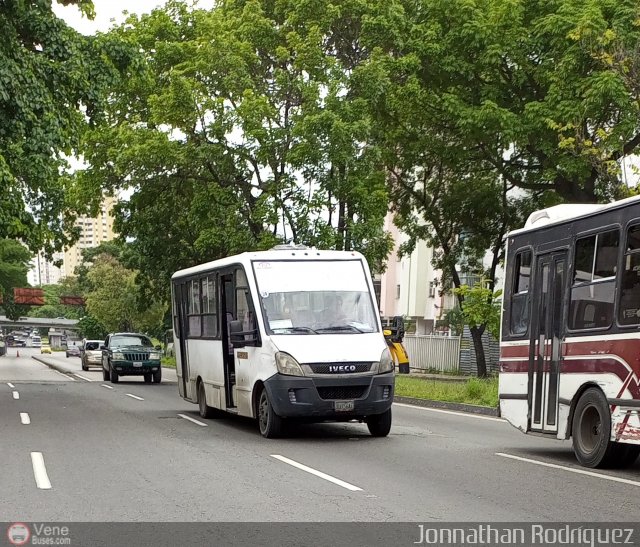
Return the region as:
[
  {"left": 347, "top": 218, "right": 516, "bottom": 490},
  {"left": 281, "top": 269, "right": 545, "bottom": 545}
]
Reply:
[{"left": 1, "top": 348, "right": 639, "bottom": 524}]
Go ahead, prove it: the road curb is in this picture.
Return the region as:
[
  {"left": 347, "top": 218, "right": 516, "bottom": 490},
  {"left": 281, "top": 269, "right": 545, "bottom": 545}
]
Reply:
[
  {"left": 32, "top": 355, "right": 76, "bottom": 375},
  {"left": 394, "top": 395, "right": 500, "bottom": 417}
]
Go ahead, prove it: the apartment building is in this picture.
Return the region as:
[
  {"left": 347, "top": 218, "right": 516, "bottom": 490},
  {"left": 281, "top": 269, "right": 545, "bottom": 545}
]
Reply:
[
  {"left": 27, "top": 197, "right": 117, "bottom": 284},
  {"left": 63, "top": 196, "right": 117, "bottom": 277},
  {"left": 378, "top": 213, "right": 456, "bottom": 334}
]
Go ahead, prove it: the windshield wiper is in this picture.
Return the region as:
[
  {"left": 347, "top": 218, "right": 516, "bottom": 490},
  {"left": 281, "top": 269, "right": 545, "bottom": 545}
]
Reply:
[
  {"left": 271, "top": 326, "right": 318, "bottom": 334},
  {"left": 315, "top": 325, "right": 365, "bottom": 334}
]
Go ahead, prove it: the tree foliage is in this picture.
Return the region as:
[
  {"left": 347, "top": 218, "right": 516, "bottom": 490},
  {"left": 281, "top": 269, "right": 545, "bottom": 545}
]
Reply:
[
  {"left": 76, "top": 0, "right": 393, "bottom": 298},
  {"left": 0, "top": 239, "right": 31, "bottom": 320},
  {"left": 453, "top": 285, "right": 503, "bottom": 341},
  {"left": 0, "top": 0, "right": 132, "bottom": 255},
  {"left": 84, "top": 254, "right": 166, "bottom": 335}
]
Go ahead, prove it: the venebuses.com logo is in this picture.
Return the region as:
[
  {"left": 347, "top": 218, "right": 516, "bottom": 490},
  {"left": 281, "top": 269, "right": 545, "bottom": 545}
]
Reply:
[{"left": 6, "top": 523, "right": 30, "bottom": 546}]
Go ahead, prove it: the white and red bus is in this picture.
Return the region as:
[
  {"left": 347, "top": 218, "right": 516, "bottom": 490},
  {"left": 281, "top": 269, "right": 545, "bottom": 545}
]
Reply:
[{"left": 499, "top": 195, "right": 640, "bottom": 468}]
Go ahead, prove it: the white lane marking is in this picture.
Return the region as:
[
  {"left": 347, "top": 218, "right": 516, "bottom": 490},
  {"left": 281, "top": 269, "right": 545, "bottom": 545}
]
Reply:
[
  {"left": 20, "top": 412, "right": 30, "bottom": 425},
  {"left": 12, "top": 391, "right": 19, "bottom": 400},
  {"left": 178, "top": 414, "right": 208, "bottom": 427},
  {"left": 73, "top": 373, "right": 92, "bottom": 382},
  {"left": 30, "top": 452, "right": 52, "bottom": 489},
  {"left": 126, "top": 393, "right": 144, "bottom": 401},
  {"left": 271, "top": 454, "right": 363, "bottom": 492},
  {"left": 101, "top": 384, "right": 114, "bottom": 390},
  {"left": 496, "top": 452, "right": 640, "bottom": 488},
  {"left": 7, "top": 382, "right": 15, "bottom": 388},
  {"left": 55, "top": 371, "right": 75, "bottom": 381},
  {"left": 394, "top": 402, "right": 503, "bottom": 422}
]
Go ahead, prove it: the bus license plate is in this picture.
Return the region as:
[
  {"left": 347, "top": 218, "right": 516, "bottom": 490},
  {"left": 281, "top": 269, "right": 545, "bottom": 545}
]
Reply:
[
  {"left": 133, "top": 362, "right": 142, "bottom": 367},
  {"left": 335, "top": 401, "right": 354, "bottom": 412}
]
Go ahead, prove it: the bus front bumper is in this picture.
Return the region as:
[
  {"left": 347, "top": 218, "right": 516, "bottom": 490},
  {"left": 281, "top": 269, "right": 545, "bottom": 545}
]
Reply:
[{"left": 264, "top": 373, "right": 394, "bottom": 419}]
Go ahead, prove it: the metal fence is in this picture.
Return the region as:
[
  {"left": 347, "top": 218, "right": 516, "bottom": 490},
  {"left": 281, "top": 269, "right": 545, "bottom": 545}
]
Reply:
[{"left": 403, "top": 335, "right": 461, "bottom": 373}]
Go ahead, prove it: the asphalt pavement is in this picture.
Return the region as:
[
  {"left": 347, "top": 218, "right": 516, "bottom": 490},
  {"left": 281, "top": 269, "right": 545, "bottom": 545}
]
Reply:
[{"left": 1, "top": 348, "right": 639, "bottom": 523}]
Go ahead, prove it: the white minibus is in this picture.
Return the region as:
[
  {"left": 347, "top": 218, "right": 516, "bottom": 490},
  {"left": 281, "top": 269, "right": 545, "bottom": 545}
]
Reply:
[{"left": 171, "top": 248, "right": 395, "bottom": 438}]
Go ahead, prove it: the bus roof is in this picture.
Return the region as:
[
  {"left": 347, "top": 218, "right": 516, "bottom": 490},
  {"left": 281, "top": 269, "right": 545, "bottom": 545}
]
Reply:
[
  {"left": 508, "top": 194, "right": 640, "bottom": 237},
  {"left": 171, "top": 249, "right": 367, "bottom": 280}
]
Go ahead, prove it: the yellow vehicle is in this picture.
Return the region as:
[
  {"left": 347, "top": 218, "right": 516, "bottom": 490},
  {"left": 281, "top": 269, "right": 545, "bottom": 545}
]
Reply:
[
  {"left": 384, "top": 316, "right": 409, "bottom": 373},
  {"left": 41, "top": 346, "right": 52, "bottom": 354}
]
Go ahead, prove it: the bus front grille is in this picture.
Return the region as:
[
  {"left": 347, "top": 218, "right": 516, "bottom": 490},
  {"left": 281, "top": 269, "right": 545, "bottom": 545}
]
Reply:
[
  {"left": 308, "top": 362, "right": 373, "bottom": 374},
  {"left": 317, "top": 386, "right": 367, "bottom": 400}
]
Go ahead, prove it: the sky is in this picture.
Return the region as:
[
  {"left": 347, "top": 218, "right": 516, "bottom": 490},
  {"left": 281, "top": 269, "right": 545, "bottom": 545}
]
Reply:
[{"left": 53, "top": 0, "right": 214, "bottom": 34}]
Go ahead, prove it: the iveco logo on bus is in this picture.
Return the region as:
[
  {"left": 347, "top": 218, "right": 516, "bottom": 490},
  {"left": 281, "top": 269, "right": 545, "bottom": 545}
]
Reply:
[{"left": 329, "top": 364, "right": 357, "bottom": 373}]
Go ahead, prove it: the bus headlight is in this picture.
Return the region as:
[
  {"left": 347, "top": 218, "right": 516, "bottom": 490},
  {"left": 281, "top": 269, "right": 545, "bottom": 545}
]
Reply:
[
  {"left": 378, "top": 348, "right": 394, "bottom": 374},
  {"left": 275, "top": 352, "right": 304, "bottom": 377}
]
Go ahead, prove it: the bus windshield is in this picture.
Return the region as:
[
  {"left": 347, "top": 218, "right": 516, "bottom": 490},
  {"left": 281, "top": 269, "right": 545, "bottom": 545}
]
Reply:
[{"left": 253, "top": 260, "right": 379, "bottom": 334}]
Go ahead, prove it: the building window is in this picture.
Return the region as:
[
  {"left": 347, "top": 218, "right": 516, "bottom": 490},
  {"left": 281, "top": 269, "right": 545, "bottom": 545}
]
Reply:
[{"left": 428, "top": 281, "right": 436, "bottom": 298}]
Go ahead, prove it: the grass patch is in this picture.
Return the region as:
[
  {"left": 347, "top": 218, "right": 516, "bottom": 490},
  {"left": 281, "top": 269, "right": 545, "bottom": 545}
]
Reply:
[
  {"left": 162, "top": 356, "right": 176, "bottom": 368},
  {"left": 395, "top": 375, "right": 498, "bottom": 407}
]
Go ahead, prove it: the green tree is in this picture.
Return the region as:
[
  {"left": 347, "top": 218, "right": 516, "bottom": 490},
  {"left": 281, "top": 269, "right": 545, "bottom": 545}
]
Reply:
[
  {"left": 75, "top": 0, "right": 392, "bottom": 300},
  {"left": 77, "top": 315, "right": 108, "bottom": 340},
  {"left": 356, "top": 0, "right": 640, "bottom": 205},
  {"left": 84, "top": 254, "right": 166, "bottom": 334},
  {"left": 453, "top": 285, "right": 503, "bottom": 341},
  {"left": 0, "top": 239, "right": 32, "bottom": 320},
  {"left": 27, "top": 279, "right": 85, "bottom": 320},
  {"left": 0, "top": 0, "right": 132, "bottom": 255}
]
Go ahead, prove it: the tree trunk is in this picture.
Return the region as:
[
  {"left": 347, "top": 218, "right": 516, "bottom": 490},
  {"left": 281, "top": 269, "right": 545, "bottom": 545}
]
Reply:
[{"left": 470, "top": 325, "right": 487, "bottom": 378}]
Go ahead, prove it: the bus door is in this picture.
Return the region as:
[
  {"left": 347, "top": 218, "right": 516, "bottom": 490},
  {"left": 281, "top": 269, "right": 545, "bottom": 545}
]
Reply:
[
  {"left": 176, "top": 282, "right": 192, "bottom": 399},
  {"left": 220, "top": 273, "right": 236, "bottom": 408},
  {"left": 529, "top": 251, "right": 567, "bottom": 433}
]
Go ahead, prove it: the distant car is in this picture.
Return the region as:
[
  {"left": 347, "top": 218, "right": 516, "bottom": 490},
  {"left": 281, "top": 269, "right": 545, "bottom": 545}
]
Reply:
[
  {"left": 41, "top": 347, "right": 52, "bottom": 354},
  {"left": 66, "top": 345, "right": 81, "bottom": 358},
  {"left": 102, "top": 332, "right": 162, "bottom": 384},
  {"left": 81, "top": 339, "right": 103, "bottom": 371}
]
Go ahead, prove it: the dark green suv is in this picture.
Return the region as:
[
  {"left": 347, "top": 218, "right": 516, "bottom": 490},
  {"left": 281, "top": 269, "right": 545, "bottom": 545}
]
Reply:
[{"left": 101, "top": 332, "right": 162, "bottom": 384}]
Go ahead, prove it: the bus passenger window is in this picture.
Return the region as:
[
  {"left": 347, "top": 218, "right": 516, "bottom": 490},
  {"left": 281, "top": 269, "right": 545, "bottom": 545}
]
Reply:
[
  {"left": 619, "top": 226, "right": 640, "bottom": 326},
  {"left": 510, "top": 250, "right": 531, "bottom": 335}
]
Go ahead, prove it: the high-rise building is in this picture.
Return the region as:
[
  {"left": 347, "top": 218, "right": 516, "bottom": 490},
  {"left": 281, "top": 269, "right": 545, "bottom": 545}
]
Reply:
[
  {"left": 27, "top": 196, "right": 117, "bottom": 285},
  {"left": 63, "top": 196, "right": 117, "bottom": 277}
]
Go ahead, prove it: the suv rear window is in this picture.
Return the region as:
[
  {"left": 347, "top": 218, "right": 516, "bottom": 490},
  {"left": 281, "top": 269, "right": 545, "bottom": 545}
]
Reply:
[{"left": 85, "top": 342, "right": 100, "bottom": 350}]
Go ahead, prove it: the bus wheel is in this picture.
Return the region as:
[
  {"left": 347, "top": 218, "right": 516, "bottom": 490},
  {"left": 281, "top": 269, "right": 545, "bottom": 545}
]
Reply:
[
  {"left": 258, "top": 389, "right": 283, "bottom": 438},
  {"left": 366, "top": 408, "right": 392, "bottom": 437},
  {"left": 198, "top": 382, "right": 215, "bottom": 419},
  {"left": 572, "top": 388, "right": 616, "bottom": 468}
]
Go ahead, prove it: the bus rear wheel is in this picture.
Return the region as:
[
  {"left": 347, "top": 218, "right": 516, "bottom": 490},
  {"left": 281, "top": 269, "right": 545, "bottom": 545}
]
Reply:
[
  {"left": 572, "top": 388, "right": 616, "bottom": 468},
  {"left": 366, "top": 408, "right": 392, "bottom": 437},
  {"left": 258, "top": 389, "right": 283, "bottom": 438}
]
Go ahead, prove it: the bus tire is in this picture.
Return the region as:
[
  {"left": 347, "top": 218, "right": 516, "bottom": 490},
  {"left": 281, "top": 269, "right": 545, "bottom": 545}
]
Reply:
[
  {"left": 366, "top": 408, "right": 392, "bottom": 437},
  {"left": 198, "top": 381, "right": 216, "bottom": 419},
  {"left": 258, "top": 388, "right": 283, "bottom": 438},
  {"left": 572, "top": 388, "right": 616, "bottom": 468}
]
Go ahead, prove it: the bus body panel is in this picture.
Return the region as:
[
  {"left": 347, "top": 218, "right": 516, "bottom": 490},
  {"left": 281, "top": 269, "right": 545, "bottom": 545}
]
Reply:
[{"left": 499, "top": 196, "right": 640, "bottom": 450}]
